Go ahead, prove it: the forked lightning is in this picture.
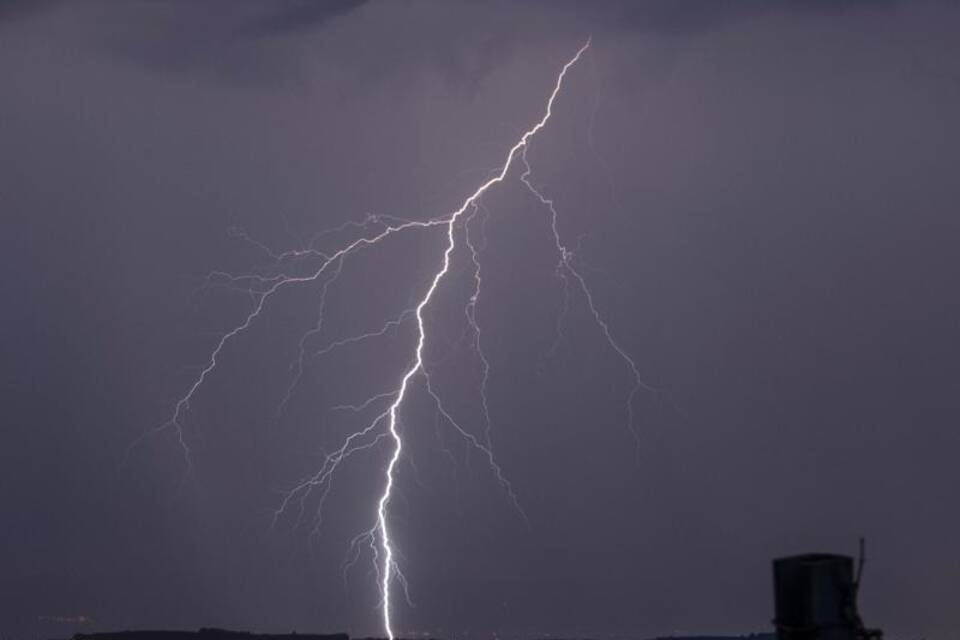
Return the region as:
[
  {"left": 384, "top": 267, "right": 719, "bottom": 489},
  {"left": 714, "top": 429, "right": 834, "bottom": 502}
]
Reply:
[{"left": 141, "top": 38, "right": 655, "bottom": 639}]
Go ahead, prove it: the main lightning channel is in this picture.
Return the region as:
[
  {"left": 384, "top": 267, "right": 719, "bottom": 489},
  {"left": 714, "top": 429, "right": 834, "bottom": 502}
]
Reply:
[{"left": 374, "top": 39, "right": 591, "bottom": 639}]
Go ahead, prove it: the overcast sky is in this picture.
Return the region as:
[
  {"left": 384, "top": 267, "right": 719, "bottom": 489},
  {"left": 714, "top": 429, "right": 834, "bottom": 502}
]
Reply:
[{"left": 2, "top": 2, "right": 960, "bottom": 640}]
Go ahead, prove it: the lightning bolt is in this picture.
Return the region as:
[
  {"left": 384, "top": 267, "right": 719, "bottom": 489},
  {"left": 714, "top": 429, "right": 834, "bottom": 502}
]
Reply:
[
  {"left": 370, "top": 41, "right": 593, "bottom": 637},
  {"left": 139, "top": 38, "right": 659, "bottom": 639},
  {"left": 518, "top": 146, "right": 656, "bottom": 450}
]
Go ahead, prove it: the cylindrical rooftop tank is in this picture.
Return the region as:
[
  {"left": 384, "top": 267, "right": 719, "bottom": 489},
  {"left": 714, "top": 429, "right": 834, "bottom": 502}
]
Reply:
[{"left": 773, "top": 553, "right": 858, "bottom": 640}]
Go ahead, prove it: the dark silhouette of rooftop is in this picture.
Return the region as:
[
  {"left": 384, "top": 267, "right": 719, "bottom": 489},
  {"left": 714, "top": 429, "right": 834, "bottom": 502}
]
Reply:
[
  {"left": 74, "top": 629, "right": 349, "bottom": 640},
  {"left": 647, "top": 635, "right": 776, "bottom": 640}
]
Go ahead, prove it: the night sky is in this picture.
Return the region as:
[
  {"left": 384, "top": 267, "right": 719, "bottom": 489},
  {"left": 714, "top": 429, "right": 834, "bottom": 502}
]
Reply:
[{"left": 3, "top": 2, "right": 960, "bottom": 640}]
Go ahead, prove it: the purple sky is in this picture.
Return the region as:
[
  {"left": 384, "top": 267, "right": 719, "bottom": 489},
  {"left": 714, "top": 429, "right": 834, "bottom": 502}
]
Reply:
[{"left": 2, "top": 2, "right": 959, "bottom": 640}]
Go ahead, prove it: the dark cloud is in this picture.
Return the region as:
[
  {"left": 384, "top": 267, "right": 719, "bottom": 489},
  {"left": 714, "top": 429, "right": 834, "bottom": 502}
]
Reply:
[
  {"left": 0, "top": 0, "right": 367, "bottom": 29},
  {"left": 0, "top": 0, "right": 59, "bottom": 22},
  {"left": 0, "top": 0, "right": 367, "bottom": 84},
  {"left": 87, "top": 0, "right": 368, "bottom": 82},
  {"left": 1, "top": 0, "right": 899, "bottom": 86},
  {"left": 236, "top": 0, "right": 368, "bottom": 38},
  {"left": 573, "top": 0, "right": 896, "bottom": 34}
]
